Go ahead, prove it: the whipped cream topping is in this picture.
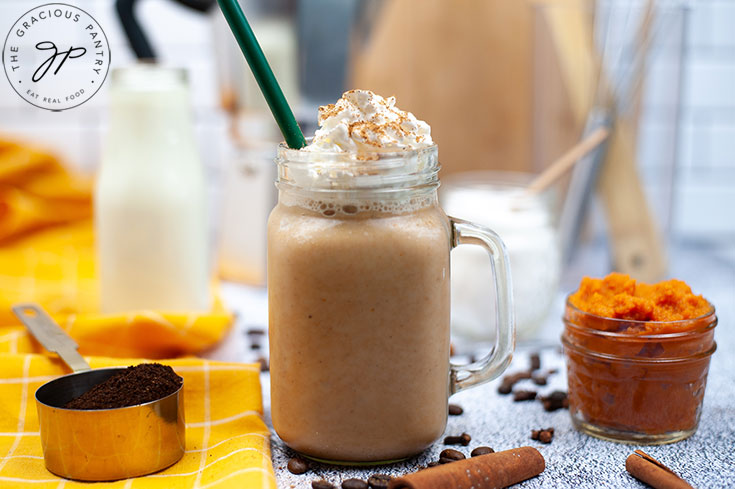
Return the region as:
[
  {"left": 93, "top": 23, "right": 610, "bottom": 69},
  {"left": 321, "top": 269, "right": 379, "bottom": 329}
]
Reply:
[{"left": 304, "top": 89, "right": 433, "bottom": 153}]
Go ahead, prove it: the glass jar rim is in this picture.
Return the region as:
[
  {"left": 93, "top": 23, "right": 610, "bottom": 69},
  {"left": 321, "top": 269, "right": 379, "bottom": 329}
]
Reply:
[
  {"left": 277, "top": 139, "right": 438, "bottom": 163},
  {"left": 276, "top": 139, "right": 440, "bottom": 193},
  {"left": 563, "top": 297, "right": 717, "bottom": 340}
]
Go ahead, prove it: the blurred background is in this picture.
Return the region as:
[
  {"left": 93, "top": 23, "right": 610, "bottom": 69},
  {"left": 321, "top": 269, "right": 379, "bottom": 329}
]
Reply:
[{"left": 0, "top": 0, "right": 733, "bottom": 344}]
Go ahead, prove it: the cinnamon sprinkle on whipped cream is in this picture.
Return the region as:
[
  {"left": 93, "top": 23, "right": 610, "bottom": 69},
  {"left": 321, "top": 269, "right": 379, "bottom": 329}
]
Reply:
[{"left": 304, "top": 89, "right": 434, "bottom": 153}]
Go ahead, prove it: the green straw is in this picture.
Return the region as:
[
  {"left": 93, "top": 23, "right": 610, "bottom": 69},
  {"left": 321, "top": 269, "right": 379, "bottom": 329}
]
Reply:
[{"left": 217, "top": 0, "right": 306, "bottom": 149}]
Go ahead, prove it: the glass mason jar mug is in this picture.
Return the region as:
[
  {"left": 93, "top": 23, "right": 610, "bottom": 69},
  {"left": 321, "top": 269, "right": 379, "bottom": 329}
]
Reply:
[{"left": 267, "top": 143, "right": 515, "bottom": 463}]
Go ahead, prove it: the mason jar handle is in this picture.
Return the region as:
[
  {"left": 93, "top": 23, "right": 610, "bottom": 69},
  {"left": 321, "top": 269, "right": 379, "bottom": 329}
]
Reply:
[{"left": 449, "top": 217, "right": 515, "bottom": 395}]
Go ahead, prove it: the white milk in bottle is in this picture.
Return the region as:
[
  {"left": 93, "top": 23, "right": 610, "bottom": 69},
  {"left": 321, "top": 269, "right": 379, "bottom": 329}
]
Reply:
[{"left": 96, "top": 66, "right": 210, "bottom": 312}]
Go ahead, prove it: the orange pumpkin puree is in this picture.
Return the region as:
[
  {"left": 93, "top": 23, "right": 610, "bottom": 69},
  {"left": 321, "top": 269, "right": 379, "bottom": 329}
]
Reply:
[
  {"left": 563, "top": 273, "right": 717, "bottom": 439},
  {"left": 569, "top": 273, "right": 711, "bottom": 333}
]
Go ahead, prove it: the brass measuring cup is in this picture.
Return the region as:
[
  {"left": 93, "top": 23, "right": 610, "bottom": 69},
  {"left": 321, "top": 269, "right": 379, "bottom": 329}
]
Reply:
[{"left": 13, "top": 303, "right": 185, "bottom": 481}]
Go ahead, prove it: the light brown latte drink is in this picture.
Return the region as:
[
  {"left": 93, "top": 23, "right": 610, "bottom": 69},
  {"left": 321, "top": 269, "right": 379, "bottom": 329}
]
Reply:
[{"left": 268, "top": 90, "right": 514, "bottom": 463}]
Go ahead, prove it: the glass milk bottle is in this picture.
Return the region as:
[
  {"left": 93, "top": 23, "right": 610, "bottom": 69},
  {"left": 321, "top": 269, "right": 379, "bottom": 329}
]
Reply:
[{"left": 96, "top": 66, "right": 210, "bottom": 312}]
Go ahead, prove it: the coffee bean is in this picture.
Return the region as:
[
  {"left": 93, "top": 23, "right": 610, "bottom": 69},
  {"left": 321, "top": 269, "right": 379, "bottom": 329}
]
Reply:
[
  {"left": 471, "top": 446, "right": 495, "bottom": 456},
  {"left": 250, "top": 343, "right": 261, "bottom": 350},
  {"left": 531, "top": 371, "right": 548, "bottom": 386},
  {"left": 427, "top": 461, "right": 440, "bottom": 467},
  {"left": 444, "top": 432, "right": 471, "bottom": 446},
  {"left": 342, "top": 479, "right": 368, "bottom": 489},
  {"left": 531, "top": 427, "right": 555, "bottom": 444},
  {"left": 246, "top": 328, "right": 266, "bottom": 336},
  {"left": 540, "top": 391, "right": 568, "bottom": 412},
  {"left": 498, "top": 371, "right": 532, "bottom": 394},
  {"left": 530, "top": 352, "right": 541, "bottom": 371},
  {"left": 367, "top": 474, "right": 392, "bottom": 489},
  {"left": 498, "top": 383, "right": 512, "bottom": 395},
  {"left": 256, "top": 356, "right": 269, "bottom": 372},
  {"left": 513, "top": 390, "right": 537, "bottom": 402},
  {"left": 448, "top": 404, "right": 463, "bottom": 416},
  {"left": 287, "top": 457, "right": 308, "bottom": 475},
  {"left": 312, "top": 480, "right": 335, "bottom": 489},
  {"left": 440, "top": 448, "right": 466, "bottom": 461}
]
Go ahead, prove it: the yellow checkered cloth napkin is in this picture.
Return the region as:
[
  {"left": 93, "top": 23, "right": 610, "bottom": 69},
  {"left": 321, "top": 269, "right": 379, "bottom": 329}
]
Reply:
[
  {"left": 0, "top": 353, "right": 276, "bottom": 489},
  {"left": 0, "top": 139, "right": 233, "bottom": 358}
]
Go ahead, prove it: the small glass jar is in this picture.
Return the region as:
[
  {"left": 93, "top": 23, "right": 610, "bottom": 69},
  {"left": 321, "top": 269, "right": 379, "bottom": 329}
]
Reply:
[
  {"left": 562, "top": 301, "right": 717, "bottom": 444},
  {"left": 441, "top": 171, "right": 560, "bottom": 343}
]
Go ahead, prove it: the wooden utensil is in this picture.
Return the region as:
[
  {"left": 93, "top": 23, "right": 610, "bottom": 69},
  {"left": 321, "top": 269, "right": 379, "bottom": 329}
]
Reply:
[
  {"left": 596, "top": 0, "right": 667, "bottom": 282},
  {"left": 546, "top": 0, "right": 667, "bottom": 279},
  {"left": 525, "top": 126, "right": 609, "bottom": 195}
]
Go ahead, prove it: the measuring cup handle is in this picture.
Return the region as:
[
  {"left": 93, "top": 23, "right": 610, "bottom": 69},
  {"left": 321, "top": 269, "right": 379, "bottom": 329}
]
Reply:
[
  {"left": 12, "top": 303, "right": 91, "bottom": 373},
  {"left": 448, "top": 217, "right": 515, "bottom": 395}
]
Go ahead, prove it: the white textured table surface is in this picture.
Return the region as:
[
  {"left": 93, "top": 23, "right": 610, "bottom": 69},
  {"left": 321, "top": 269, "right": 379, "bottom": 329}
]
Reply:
[{"left": 212, "top": 241, "right": 735, "bottom": 488}]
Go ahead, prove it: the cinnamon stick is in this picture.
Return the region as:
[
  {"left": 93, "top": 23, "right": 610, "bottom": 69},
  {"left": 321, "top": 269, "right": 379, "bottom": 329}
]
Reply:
[
  {"left": 388, "top": 446, "right": 545, "bottom": 489},
  {"left": 625, "top": 450, "right": 695, "bottom": 489}
]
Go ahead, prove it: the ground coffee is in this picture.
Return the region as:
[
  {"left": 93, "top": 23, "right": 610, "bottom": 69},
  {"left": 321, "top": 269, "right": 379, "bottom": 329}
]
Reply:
[{"left": 64, "top": 363, "right": 183, "bottom": 410}]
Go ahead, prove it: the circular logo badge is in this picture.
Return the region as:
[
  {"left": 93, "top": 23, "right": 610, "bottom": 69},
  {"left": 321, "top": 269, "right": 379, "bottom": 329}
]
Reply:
[{"left": 2, "top": 3, "right": 110, "bottom": 111}]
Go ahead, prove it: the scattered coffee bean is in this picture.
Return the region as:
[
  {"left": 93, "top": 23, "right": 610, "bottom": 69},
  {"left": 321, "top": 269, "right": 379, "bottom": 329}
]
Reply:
[
  {"left": 471, "top": 446, "right": 495, "bottom": 457},
  {"left": 548, "top": 368, "right": 559, "bottom": 375},
  {"left": 531, "top": 371, "right": 548, "bottom": 386},
  {"left": 342, "top": 479, "right": 368, "bottom": 489},
  {"left": 427, "top": 461, "right": 440, "bottom": 468},
  {"left": 250, "top": 343, "right": 261, "bottom": 350},
  {"left": 531, "top": 427, "right": 555, "bottom": 444},
  {"left": 367, "top": 474, "right": 392, "bottom": 489},
  {"left": 287, "top": 457, "right": 308, "bottom": 475},
  {"left": 513, "top": 390, "right": 537, "bottom": 402},
  {"left": 530, "top": 352, "right": 541, "bottom": 371},
  {"left": 498, "top": 371, "right": 532, "bottom": 395},
  {"left": 440, "top": 448, "right": 466, "bottom": 461},
  {"left": 256, "top": 356, "right": 269, "bottom": 372},
  {"left": 312, "top": 480, "right": 335, "bottom": 489},
  {"left": 448, "top": 404, "right": 464, "bottom": 416},
  {"left": 246, "top": 328, "right": 266, "bottom": 336},
  {"left": 443, "top": 432, "right": 471, "bottom": 446},
  {"left": 540, "top": 391, "right": 569, "bottom": 412}
]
